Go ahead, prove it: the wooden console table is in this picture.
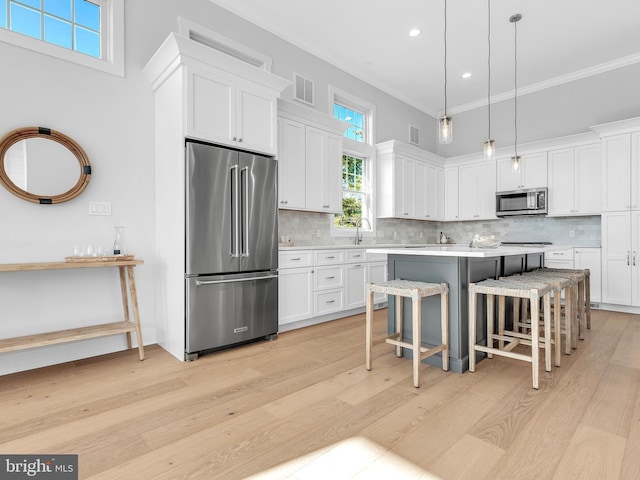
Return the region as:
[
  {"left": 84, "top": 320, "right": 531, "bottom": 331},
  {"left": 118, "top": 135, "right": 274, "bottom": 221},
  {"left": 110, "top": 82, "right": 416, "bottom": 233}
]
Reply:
[{"left": 0, "top": 258, "right": 145, "bottom": 360}]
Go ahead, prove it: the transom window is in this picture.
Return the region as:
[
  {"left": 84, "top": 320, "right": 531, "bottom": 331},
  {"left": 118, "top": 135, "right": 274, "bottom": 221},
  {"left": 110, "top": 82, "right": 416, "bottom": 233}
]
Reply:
[
  {"left": 0, "top": 0, "right": 123, "bottom": 76},
  {"left": 334, "top": 102, "right": 366, "bottom": 143},
  {"left": 1, "top": 0, "right": 101, "bottom": 57}
]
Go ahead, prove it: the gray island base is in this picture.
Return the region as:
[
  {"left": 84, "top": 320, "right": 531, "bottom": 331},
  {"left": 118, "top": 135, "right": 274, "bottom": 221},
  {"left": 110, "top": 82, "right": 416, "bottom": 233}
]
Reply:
[{"left": 366, "top": 245, "right": 555, "bottom": 373}]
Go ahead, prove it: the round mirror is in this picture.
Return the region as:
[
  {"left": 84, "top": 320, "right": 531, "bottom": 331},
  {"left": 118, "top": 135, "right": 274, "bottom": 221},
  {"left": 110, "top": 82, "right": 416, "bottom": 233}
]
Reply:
[{"left": 0, "top": 127, "right": 91, "bottom": 204}]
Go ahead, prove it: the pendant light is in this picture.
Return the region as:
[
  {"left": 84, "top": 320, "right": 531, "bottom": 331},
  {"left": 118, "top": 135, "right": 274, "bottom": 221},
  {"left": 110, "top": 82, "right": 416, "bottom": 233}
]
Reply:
[
  {"left": 510, "top": 13, "right": 522, "bottom": 172},
  {"left": 483, "top": 0, "right": 495, "bottom": 161},
  {"left": 438, "top": 0, "right": 452, "bottom": 144}
]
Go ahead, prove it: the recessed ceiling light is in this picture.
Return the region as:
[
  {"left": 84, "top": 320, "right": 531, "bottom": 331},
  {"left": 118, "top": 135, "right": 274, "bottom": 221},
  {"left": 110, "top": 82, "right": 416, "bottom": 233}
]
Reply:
[
  {"left": 462, "top": 72, "right": 472, "bottom": 79},
  {"left": 408, "top": 28, "right": 421, "bottom": 37}
]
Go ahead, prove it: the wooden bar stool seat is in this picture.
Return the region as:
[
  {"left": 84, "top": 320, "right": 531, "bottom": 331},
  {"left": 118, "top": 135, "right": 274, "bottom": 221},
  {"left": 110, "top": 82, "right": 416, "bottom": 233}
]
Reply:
[
  {"left": 365, "top": 279, "right": 449, "bottom": 388},
  {"left": 469, "top": 278, "right": 554, "bottom": 389}
]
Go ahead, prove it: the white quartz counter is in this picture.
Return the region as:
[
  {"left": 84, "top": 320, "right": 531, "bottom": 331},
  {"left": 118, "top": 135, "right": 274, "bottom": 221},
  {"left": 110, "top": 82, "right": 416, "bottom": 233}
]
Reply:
[
  {"left": 365, "top": 245, "right": 569, "bottom": 258},
  {"left": 278, "top": 243, "right": 437, "bottom": 251}
]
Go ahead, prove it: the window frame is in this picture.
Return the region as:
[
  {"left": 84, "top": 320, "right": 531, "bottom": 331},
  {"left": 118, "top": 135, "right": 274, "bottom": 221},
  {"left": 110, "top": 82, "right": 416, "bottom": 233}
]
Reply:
[
  {"left": 329, "top": 86, "right": 377, "bottom": 239},
  {"left": 0, "top": 0, "right": 124, "bottom": 77}
]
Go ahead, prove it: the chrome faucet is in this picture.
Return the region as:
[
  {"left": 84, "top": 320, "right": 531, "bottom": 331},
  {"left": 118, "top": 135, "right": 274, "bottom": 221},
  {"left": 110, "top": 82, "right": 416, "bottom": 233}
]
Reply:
[{"left": 353, "top": 217, "right": 372, "bottom": 245}]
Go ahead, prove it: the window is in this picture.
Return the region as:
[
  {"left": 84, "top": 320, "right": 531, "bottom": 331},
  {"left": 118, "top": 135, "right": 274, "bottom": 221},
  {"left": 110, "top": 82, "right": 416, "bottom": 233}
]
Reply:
[
  {"left": 329, "top": 86, "right": 376, "bottom": 238},
  {"left": 0, "top": 0, "right": 124, "bottom": 76},
  {"left": 333, "top": 102, "right": 366, "bottom": 143},
  {"left": 334, "top": 154, "right": 368, "bottom": 228}
]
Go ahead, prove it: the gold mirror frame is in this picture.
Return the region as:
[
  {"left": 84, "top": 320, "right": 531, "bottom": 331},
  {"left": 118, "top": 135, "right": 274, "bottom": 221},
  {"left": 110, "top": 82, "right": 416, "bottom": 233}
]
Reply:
[{"left": 0, "top": 127, "right": 91, "bottom": 204}]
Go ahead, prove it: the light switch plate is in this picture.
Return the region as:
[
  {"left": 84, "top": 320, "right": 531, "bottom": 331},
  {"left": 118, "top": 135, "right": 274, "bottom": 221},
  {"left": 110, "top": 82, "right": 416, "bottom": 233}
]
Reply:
[{"left": 89, "top": 201, "right": 112, "bottom": 216}]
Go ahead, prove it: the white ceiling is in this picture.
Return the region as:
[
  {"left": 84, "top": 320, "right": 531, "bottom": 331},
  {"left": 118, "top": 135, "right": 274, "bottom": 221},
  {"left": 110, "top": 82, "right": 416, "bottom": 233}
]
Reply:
[{"left": 209, "top": 0, "right": 640, "bottom": 117}]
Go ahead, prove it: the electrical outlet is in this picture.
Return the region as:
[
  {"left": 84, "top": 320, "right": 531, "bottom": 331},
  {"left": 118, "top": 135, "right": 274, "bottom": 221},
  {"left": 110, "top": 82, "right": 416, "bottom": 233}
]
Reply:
[
  {"left": 89, "top": 201, "right": 112, "bottom": 216},
  {"left": 569, "top": 230, "right": 575, "bottom": 238}
]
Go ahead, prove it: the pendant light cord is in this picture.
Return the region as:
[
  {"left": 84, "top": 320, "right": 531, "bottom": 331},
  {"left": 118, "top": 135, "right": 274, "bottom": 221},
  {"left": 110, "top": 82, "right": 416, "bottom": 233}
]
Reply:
[
  {"left": 487, "top": 0, "right": 491, "bottom": 139},
  {"left": 513, "top": 16, "right": 518, "bottom": 158},
  {"left": 444, "top": 0, "right": 448, "bottom": 116}
]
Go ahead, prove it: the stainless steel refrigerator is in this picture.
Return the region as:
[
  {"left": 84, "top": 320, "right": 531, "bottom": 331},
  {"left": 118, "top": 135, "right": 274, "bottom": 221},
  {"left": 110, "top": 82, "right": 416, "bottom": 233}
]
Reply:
[{"left": 184, "top": 140, "right": 278, "bottom": 360}]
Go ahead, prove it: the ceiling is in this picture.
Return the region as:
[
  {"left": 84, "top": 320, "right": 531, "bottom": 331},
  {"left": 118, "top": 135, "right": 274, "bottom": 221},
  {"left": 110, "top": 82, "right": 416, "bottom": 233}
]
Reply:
[{"left": 209, "top": 0, "right": 640, "bottom": 118}]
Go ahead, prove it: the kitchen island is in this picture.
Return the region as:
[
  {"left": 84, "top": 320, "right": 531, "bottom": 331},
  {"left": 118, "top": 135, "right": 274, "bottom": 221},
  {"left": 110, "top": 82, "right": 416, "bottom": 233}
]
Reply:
[{"left": 365, "top": 245, "right": 560, "bottom": 373}]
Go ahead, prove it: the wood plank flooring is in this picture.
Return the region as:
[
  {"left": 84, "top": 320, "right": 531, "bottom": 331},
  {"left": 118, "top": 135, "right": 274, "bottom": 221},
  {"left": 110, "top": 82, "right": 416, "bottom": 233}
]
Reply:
[{"left": 1, "top": 308, "right": 639, "bottom": 479}]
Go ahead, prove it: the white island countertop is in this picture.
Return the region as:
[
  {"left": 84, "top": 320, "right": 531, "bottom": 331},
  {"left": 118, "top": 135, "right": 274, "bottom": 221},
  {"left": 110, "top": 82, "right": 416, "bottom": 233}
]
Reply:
[{"left": 365, "top": 244, "right": 568, "bottom": 258}]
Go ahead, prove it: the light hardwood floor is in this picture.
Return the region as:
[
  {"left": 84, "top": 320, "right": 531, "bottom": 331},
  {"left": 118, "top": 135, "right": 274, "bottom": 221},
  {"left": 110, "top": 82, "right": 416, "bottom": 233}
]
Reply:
[{"left": 1, "top": 308, "right": 639, "bottom": 479}]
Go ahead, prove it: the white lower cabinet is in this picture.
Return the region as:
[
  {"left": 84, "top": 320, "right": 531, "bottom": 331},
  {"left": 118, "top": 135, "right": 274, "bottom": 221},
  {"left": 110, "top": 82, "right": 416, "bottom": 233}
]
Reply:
[
  {"left": 279, "top": 248, "right": 387, "bottom": 330},
  {"left": 574, "top": 247, "right": 602, "bottom": 303},
  {"left": 601, "top": 211, "right": 640, "bottom": 305},
  {"left": 278, "top": 266, "right": 314, "bottom": 326}
]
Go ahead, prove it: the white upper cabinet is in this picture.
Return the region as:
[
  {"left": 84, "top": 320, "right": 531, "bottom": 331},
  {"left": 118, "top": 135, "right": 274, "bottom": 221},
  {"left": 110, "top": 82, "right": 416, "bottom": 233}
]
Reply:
[
  {"left": 186, "top": 66, "right": 278, "bottom": 154},
  {"left": 444, "top": 167, "right": 459, "bottom": 221},
  {"left": 376, "top": 140, "right": 445, "bottom": 221},
  {"left": 496, "top": 152, "right": 547, "bottom": 191},
  {"left": 548, "top": 144, "right": 601, "bottom": 216},
  {"left": 601, "top": 133, "right": 640, "bottom": 212},
  {"left": 458, "top": 160, "right": 497, "bottom": 220},
  {"left": 278, "top": 117, "right": 306, "bottom": 209},
  {"left": 277, "top": 100, "right": 347, "bottom": 214}
]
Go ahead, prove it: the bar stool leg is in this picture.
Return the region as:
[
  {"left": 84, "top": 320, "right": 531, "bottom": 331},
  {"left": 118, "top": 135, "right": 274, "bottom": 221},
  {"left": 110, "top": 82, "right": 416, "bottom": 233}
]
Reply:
[
  {"left": 544, "top": 293, "right": 552, "bottom": 372},
  {"left": 412, "top": 292, "right": 421, "bottom": 388},
  {"left": 513, "top": 297, "right": 520, "bottom": 333},
  {"left": 487, "top": 294, "right": 494, "bottom": 358},
  {"left": 366, "top": 288, "right": 374, "bottom": 371},
  {"left": 554, "top": 290, "right": 561, "bottom": 367},
  {"left": 395, "top": 294, "right": 404, "bottom": 358},
  {"left": 498, "top": 295, "right": 506, "bottom": 350},
  {"left": 585, "top": 272, "right": 591, "bottom": 329},
  {"left": 530, "top": 293, "right": 540, "bottom": 390},
  {"left": 570, "top": 284, "right": 578, "bottom": 350},
  {"left": 565, "top": 287, "right": 573, "bottom": 354},
  {"left": 441, "top": 287, "right": 449, "bottom": 371},
  {"left": 469, "top": 287, "right": 477, "bottom": 373},
  {"left": 578, "top": 280, "right": 585, "bottom": 340}
]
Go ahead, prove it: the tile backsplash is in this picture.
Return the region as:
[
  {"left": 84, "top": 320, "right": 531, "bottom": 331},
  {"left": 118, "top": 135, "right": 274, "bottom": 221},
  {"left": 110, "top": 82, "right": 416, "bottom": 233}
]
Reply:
[{"left": 278, "top": 210, "right": 601, "bottom": 247}]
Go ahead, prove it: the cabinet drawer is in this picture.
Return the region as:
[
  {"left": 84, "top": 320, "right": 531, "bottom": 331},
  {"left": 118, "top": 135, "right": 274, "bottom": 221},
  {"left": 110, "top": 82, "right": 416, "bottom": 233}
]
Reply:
[
  {"left": 546, "top": 248, "right": 574, "bottom": 262},
  {"left": 279, "top": 250, "right": 313, "bottom": 268},
  {"left": 366, "top": 251, "right": 387, "bottom": 262},
  {"left": 314, "top": 289, "right": 344, "bottom": 315},
  {"left": 314, "top": 249, "right": 344, "bottom": 265},
  {"left": 314, "top": 265, "right": 344, "bottom": 290},
  {"left": 345, "top": 250, "right": 366, "bottom": 263}
]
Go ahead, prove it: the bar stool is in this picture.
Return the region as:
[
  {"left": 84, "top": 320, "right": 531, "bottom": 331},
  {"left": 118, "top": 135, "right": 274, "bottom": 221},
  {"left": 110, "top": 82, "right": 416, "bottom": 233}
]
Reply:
[
  {"left": 365, "top": 279, "right": 449, "bottom": 388},
  {"left": 469, "top": 278, "right": 553, "bottom": 389},
  {"left": 539, "top": 268, "right": 590, "bottom": 338}
]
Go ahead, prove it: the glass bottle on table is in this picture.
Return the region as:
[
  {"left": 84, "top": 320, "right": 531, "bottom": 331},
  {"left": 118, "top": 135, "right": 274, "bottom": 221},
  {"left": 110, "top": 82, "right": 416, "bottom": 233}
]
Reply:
[{"left": 113, "top": 226, "right": 125, "bottom": 256}]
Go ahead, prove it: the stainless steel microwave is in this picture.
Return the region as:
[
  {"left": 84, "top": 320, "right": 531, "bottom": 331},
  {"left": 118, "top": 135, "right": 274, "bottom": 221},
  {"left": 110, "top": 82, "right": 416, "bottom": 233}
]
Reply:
[{"left": 495, "top": 187, "right": 547, "bottom": 216}]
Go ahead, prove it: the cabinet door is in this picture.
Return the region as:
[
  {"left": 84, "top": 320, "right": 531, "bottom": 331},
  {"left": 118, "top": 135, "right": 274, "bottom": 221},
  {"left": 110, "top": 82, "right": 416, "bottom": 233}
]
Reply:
[
  {"left": 632, "top": 211, "right": 640, "bottom": 306},
  {"left": 547, "top": 148, "right": 575, "bottom": 215},
  {"left": 632, "top": 133, "right": 640, "bottom": 210},
  {"left": 602, "top": 134, "right": 631, "bottom": 212},
  {"left": 458, "top": 164, "right": 479, "bottom": 220},
  {"left": 345, "top": 263, "right": 367, "bottom": 309},
  {"left": 414, "top": 160, "right": 428, "bottom": 220},
  {"left": 186, "top": 67, "right": 236, "bottom": 146},
  {"left": 477, "top": 161, "right": 497, "bottom": 219},
  {"left": 521, "top": 152, "right": 548, "bottom": 189},
  {"left": 444, "top": 167, "right": 459, "bottom": 221},
  {"left": 236, "top": 83, "right": 277, "bottom": 155},
  {"left": 395, "top": 155, "right": 415, "bottom": 218},
  {"left": 424, "top": 163, "right": 440, "bottom": 220},
  {"left": 574, "top": 248, "right": 601, "bottom": 303},
  {"left": 367, "top": 261, "right": 388, "bottom": 304},
  {"left": 278, "top": 118, "right": 306, "bottom": 209},
  {"left": 575, "top": 144, "right": 601, "bottom": 215},
  {"left": 278, "top": 267, "right": 313, "bottom": 325},
  {"left": 325, "top": 132, "right": 343, "bottom": 212},
  {"left": 601, "top": 211, "right": 632, "bottom": 305},
  {"left": 496, "top": 157, "right": 522, "bottom": 191},
  {"left": 306, "top": 127, "right": 339, "bottom": 212},
  {"left": 435, "top": 167, "right": 445, "bottom": 221}
]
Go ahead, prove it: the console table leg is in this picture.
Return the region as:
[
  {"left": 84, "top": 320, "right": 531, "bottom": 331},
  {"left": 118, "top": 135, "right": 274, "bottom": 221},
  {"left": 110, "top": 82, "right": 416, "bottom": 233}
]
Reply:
[
  {"left": 119, "top": 266, "right": 132, "bottom": 349},
  {"left": 127, "top": 266, "right": 145, "bottom": 360}
]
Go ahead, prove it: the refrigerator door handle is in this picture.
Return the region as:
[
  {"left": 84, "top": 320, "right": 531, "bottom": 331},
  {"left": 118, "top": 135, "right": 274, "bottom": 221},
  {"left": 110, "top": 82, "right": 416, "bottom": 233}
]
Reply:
[
  {"left": 195, "top": 274, "right": 278, "bottom": 286},
  {"left": 241, "top": 166, "right": 250, "bottom": 258},
  {"left": 230, "top": 164, "right": 240, "bottom": 258}
]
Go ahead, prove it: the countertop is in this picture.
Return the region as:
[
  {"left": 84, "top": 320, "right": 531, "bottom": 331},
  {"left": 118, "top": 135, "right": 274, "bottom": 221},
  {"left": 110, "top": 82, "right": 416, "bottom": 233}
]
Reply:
[
  {"left": 278, "top": 243, "right": 439, "bottom": 250},
  {"left": 364, "top": 244, "right": 569, "bottom": 258}
]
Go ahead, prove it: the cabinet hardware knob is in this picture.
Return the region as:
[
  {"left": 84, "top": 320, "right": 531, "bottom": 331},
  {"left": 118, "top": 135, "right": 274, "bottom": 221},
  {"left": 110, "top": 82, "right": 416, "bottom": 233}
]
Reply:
[
  {"left": 326, "top": 276, "right": 335, "bottom": 279},
  {"left": 326, "top": 300, "right": 335, "bottom": 304},
  {"left": 628, "top": 251, "right": 631, "bottom": 266},
  {"left": 291, "top": 258, "right": 301, "bottom": 261},
  {"left": 233, "top": 137, "right": 237, "bottom": 141},
  {"left": 238, "top": 138, "right": 243, "bottom": 142}
]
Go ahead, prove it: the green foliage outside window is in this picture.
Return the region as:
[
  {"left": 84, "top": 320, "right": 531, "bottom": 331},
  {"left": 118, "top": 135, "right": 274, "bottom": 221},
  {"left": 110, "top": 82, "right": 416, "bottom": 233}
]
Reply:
[{"left": 334, "top": 155, "right": 365, "bottom": 228}]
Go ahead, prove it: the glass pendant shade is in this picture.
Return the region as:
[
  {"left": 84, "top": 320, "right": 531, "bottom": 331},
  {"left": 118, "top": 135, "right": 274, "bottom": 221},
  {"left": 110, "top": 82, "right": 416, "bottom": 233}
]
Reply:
[
  {"left": 484, "top": 139, "right": 495, "bottom": 161},
  {"left": 439, "top": 116, "right": 452, "bottom": 144},
  {"left": 511, "top": 155, "right": 520, "bottom": 173}
]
